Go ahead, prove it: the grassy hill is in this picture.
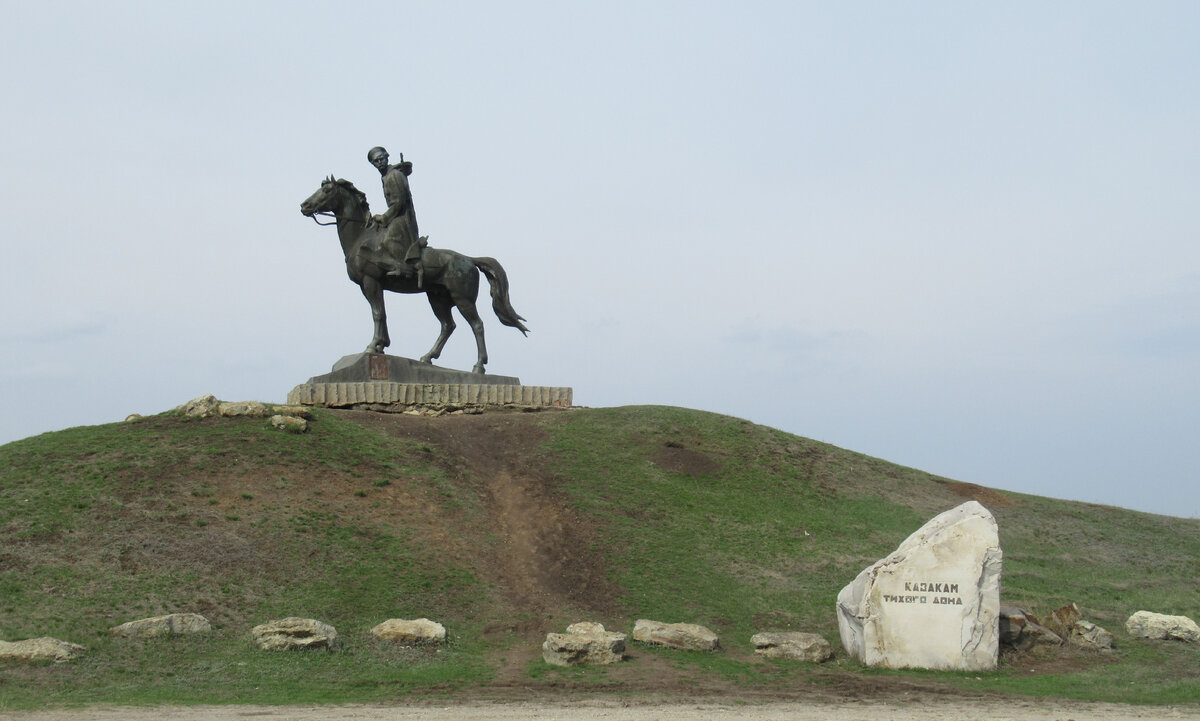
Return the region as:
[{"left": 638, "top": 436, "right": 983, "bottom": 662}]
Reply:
[{"left": 1, "top": 405, "right": 1198, "bottom": 709}]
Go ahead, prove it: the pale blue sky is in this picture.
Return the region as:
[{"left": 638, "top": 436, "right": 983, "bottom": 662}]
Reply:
[{"left": 2, "top": 2, "right": 1197, "bottom": 517}]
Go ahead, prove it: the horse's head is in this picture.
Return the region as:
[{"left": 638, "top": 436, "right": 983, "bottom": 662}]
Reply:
[{"left": 300, "top": 176, "right": 370, "bottom": 220}]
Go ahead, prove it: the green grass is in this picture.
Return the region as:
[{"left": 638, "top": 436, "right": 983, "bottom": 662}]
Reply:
[{"left": 2, "top": 404, "right": 1199, "bottom": 708}]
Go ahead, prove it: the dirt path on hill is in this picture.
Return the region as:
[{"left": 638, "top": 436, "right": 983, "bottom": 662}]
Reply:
[
  {"left": 329, "top": 409, "right": 626, "bottom": 684},
  {"left": 4, "top": 699, "right": 1197, "bottom": 721}
]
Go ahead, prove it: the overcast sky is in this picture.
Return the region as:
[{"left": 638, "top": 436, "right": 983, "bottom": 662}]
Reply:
[{"left": 3, "top": 2, "right": 1197, "bottom": 518}]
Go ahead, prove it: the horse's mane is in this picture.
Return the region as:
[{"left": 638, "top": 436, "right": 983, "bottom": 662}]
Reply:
[{"left": 330, "top": 177, "right": 371, "bottom": 216}]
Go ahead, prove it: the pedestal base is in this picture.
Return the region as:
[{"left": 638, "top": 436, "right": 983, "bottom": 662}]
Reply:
[{"left": 290, "top": 354, "right": 571, "bottom": 411}]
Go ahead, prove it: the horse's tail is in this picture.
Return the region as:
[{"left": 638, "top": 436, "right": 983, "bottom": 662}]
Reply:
[{"left": 472, "top": 256, "right": 529, "bottom": 335}]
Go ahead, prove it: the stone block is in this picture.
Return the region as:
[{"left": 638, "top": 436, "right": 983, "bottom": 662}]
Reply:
[
  {"left": 1126, "top": 611, "right": 1200, "bottom": 643},
  {"left": 751, "top": 631, "right": 833, "bottom": 662},
  {"left": 632, "top": 619, "right": 720, "bottom": 652},
  {"left": 836, "top": 501, "right": 1002, "bottom": 671},
  {"left": 251, "top": 617, "right": 340, "bottom": 651},
  {"left": 109, "top": 613, "right": 211, "bottom": 638},
  {"left": 542, "top": 623, "right": 626, "bottom": 666},
  {"left": 0, "top": 637, "right": 85, "bottom": 663},
  {"left": 371, "top": 618, "right": 446, "bottom": 645}
]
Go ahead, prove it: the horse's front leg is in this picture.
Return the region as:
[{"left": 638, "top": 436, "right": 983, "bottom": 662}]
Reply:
[
  {"left": 420, "top": 290, "right": 456, "bottom": 364},
  {"left": 360, "top": 276, "right": 391, "bottom": 354}
]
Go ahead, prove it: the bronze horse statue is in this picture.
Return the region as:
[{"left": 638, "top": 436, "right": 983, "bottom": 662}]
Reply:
[{"left": 300, "top": 177, "right": 527, "bottom": 373}]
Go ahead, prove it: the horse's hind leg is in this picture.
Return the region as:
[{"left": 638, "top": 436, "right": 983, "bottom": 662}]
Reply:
[
  {"left": 453, "top": 297, "right": 488, "bottom": 374},
  {"left": 420, "top": 288, "right": 456, "bottom": 364}
]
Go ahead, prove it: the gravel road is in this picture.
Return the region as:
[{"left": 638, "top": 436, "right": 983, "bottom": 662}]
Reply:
[{"left": 3, "top": 700, "right": 1199, "bottom": 721}]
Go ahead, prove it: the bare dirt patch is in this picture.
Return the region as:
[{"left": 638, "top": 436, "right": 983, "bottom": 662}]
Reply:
[
  {"left": 328, "top": 410, "right": 626, "bottom": 683},
  {"left": 652, "top": 441, "right": 721, "bottom": 476}
]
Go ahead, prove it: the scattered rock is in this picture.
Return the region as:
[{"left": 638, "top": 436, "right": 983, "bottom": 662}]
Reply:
[
  {"left": 751, "top": 632, "right": 833, "bottom": 662},
  {"left": 109, "top": 613, "right": 211, "bottom": 638},
  {"left": 836, "top": 501, "right": 1002, "bottom": 671},
  {"left": 1126, "top": 610, "right": 1200, "bottom": 643},
  {"left": 371, "top": 618, "right": 446, "bottom": 645},
  {"left": 999, "top": 606, "right": 1028, "bottom": 648},
  {"left": 1041, "top": 603, "right": 1082, "bottom": 639},
  {"left": 542, "top": 622, "right": 626, "bottom": 666},
  {"left": 1024, "top": 619, "right": 1065, "bottom": 649},
  {"left": 271, "top": 405, "right": 313, "bottom": 419},
  {"left": 632, "top": 619, "right": 720, "bottom": 652},
  {"left": 178, "top": 394, "right": 220, "bottom": 418},
  {"left": 1074, "top": 619, "right": 1113, "bottom": 651},
  {"left": 270, "top": 415, "right": 309, "bottom": 433},
  {"left": 1041, "top": 603, "right": 1112, "bottom": 651},
  {"left": 251, "top": 617, "right": 339, "bottom": 651},
  {"left": 1000, "top": 607, "right": 1063, "bottom": 652},
  {"left": 218, "top": 401, "right": 271, "bottom": 418},
  {"left": 0, "top": 637, "right": 85, "bottom": 663}
]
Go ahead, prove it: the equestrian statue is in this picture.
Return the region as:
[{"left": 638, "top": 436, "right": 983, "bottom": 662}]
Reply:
[{"left": 300, "top": 148, "right": 527, "bottom": 374}]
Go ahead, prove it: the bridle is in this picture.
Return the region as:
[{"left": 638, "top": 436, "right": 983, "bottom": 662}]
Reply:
[
  {"left": 306, "top": 184, "right": 370, "bottom": 226},
  {"left": 308, "top": 211, "right": 368, "bottom": 226}
]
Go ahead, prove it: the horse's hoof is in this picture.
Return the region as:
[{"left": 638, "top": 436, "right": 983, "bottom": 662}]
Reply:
[
  {"left": 419, "top": 356, "right": 434, "bottom": 365},
  {"left": 472, "top": 364, "right": 486, "bottom": 374}
]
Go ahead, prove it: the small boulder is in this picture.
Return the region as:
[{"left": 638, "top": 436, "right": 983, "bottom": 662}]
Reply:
[
  {"left": 218, "top": 401, "right": 271, "bottom": 418},
  {"left": 1074, "top": 620, "right": 1113, "bottom": 651},
  {"left": 272, "top": 405, "right": 313, "bottom": 419},
  {"left": 179, "top": 394, "right": 220, "bottom": 418},
  {"left": 271, "top": 415, "right": 309, "bottom": 433},
  {"left": 251, "top": 617, "right": 339, "bottom": 651},
  {"left": 999, "top": 606, "right": 1028, "bottom": 648},
  {"left": 1126, "top": 611, "right": 1200, "bottom": 643},
  {"left": 542, "top": 622, "right": 626, "bottom": 666},
  {"left": 1023, "top": 619, "right": 1064, "bottom": 650},
  {"left": 632, "top": 619, "right": 720, "bottom": 652},
  {"left": 371, "top": 618, "right": 446, "bottom": 645},
  {"left": 1042, "top": 603, "right": 1083, "bottom": 639},
  {"left": 1000, "top": 607, "right": 1063, "bottom": 652},
  {"left": 0, "top": 637, "right": 85, "bottom": 663},
  {"left": 751, "top": 632, "right": 833, "bottom": 662},
  {"left": 1042, "top": 603, "right": 1112, "bottom": 651},
  {"left": 110, "top": 613, "right": 211, "bottom": 638}
]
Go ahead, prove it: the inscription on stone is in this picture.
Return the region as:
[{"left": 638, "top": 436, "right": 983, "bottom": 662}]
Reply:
[
  {"left": 369, "top": 354, "right": 389, "bottom": 380},
  {"left": 881, "top": 581, "right": 964, "bottom": 606}
]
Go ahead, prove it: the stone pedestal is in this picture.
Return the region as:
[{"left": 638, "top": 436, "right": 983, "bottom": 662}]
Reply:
[
  {"left": 836, "top": 501, "right": 1002, "bottom": 671},
  {"left": 288, "top": 354, "right": 572, "bottom": 410},
  {"left": 309, "top": 353, "right": 521, "bottom": 386}
]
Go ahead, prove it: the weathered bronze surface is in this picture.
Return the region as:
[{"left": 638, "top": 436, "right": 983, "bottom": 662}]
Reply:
[{"left": 300, "top": 166, "right": 528, "bottom": 375}]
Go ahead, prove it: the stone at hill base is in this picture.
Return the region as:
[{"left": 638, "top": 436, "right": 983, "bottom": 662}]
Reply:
[
  {"left": 251, "top": 617, "right": 340, "bottom": 651},
  {"left": 270, "top": 414, "right": 308, "bottom": 433},
  {"left": 632, "top": 619, "right": 720, "bottom": 652},
  {"left": 0, "top": 637, "right": 85, "bottom": 663},
  {"left": 836, "top": 500, "right": 1002, "bottom": 671},
  {"left": 751, "top": 632, "right": 833, "bottom": 662},
  {"left": 999, "top": 607, "right": 1063, "bottom": 652},
  {"left": 371, "top": 618, "right": 446, "bottom": 645},
  {"left": 1125, "top": 610, "right": 1200, "bottom": 643},
  {"left": 110, "top": 613, "right": 211, "bottom": 638},
  {"left": 1042, "top": 603, "right": 1113, "bottom": 651},
  {"left": 542, "top": 622, "right": 626, "bottom": 666}
]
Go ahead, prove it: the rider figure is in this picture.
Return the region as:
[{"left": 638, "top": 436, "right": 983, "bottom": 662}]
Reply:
[{"left": 368, "top": 146, "right": 426, "bottom": 286}]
